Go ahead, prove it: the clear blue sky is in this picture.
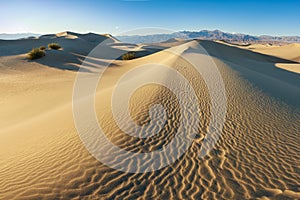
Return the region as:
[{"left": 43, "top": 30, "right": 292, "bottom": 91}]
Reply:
[{"left": 1, "top": 0, "right": 299, "bottom": 36}]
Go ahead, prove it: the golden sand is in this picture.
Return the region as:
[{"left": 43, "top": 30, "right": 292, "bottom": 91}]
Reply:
[{"left": 0, "top": 34, "right": 299, "bottom": 199}]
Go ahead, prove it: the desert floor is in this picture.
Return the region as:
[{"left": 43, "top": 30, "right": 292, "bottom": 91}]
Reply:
[{"left": 0, "top": 32, "right": 299, "bottom": 199}]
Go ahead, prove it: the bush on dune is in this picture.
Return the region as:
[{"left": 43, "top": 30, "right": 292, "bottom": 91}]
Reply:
[
  {"left": 39, "top": 46, "right": 46, "bottom": 50},
  {"left": 27, "top": 48, "right": 45, "bottom": 60},
  {"left": 122, "top": 52, "right": 136, "bottom": 60},
  {"left": 48, "top": 43, "right": 61, "bottom": 50}
]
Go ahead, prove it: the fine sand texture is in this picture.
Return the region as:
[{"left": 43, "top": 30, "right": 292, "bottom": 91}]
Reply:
[{"left": 0, "top": 33, "right": 300, "bottom": 200}]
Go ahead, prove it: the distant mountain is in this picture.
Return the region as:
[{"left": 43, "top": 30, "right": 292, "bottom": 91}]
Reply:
[
  {"left": 2, "top": 30, "right": 299, "bottom": 44},
  {"left": 0, "top": 33, "right": 40, "bottom": 40},
  {"left": 117, "top": 30, "right": 300, "bottom": 44},
  {"left": 116, "top": 32, "right": 188, "bottom": 44},
  {"left": 180, "top": 30, "right": 259, "bottom": 41},
  {"left": 258, "top": 35, "right": 300, "bottom": 43}
]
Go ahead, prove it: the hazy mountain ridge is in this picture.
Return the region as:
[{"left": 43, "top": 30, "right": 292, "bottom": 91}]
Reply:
[
  {"left": 1, "top": 30, "right": 300, "bottom": 44},
  {"left": 117, "top": 30, "right": 300, "bottom": 44},
  {"left": 0, "top": 33, "right": 41, "bottom": 40}
]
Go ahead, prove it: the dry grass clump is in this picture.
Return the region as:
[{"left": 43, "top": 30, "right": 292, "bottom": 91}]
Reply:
[
  {"left": 28, "top": 48, "right": 45, "bottom": 60},
  {"left": 48, "top": 43, "right": 61, "bottom": 50},
  {"left": 122, "top": 52, "right": 136, "bottom": 60}
]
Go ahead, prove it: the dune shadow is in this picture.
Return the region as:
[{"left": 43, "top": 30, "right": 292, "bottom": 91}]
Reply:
[
  {"left": 0, "top": 39, "right": 51, "bottom": 56},
  {"left": 135, "top": 47, "right": 165, "bottom": 58},
  {"left": 28, "top": 48, "right": 123, "bottom": 72},
  {"left": 27, "top": 50, "right": 87, "bottom": 72}
]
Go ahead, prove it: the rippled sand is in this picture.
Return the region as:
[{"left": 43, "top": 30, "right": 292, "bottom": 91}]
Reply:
[{"left": 0, "top": 36, "right": 299, "bottom": 199}]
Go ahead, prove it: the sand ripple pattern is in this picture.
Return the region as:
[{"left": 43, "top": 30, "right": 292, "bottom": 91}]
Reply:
[{"left": 0, "top": 41, "right": 299, "bottom": 199}]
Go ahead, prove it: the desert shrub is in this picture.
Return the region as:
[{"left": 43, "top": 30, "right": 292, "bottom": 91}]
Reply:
[
  {"left": 48, "top": 43, "right": 61, "bottom": 50},
  {"left": 39, "top": 46, "right": 46, "bottom": 50},
  {"left": 28, "top": 48, "right": 45, "bottom": 60},
  {"left": 122, "top": 52, "right": 136, "bottom": 60}
]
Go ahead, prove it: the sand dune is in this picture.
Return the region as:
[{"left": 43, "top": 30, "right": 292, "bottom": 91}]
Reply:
[
  {"left": 0, "top": 34, "right": 299, "bottom": 199},
  {"left": 248, "top": 44, "right": 300, "bottom": 74},
  {"left": 246, "top": 43, "right": 300, "bottom": 62},
  {"left": 218, "top": 41, "right": 300, "bottom": 74}
]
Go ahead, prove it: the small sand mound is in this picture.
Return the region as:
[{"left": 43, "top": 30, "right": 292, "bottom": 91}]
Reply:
[{"left": 55, "top": 31, "right": 79, "bottom": 39}]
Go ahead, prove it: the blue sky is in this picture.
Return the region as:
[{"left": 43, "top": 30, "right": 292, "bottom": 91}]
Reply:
[{"left": 1, "top": 0, "right": 299, "bottom": 36}]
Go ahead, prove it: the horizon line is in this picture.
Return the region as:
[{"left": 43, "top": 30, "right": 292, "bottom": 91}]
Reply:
[{"left": 1, "top": 29, "right": 299, "bottom": 37}]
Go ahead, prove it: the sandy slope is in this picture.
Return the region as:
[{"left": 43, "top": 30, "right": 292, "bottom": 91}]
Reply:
[
  {"left": 246, "top": 43, "right": 300, "bottom": 74},
  {"left": 246, "top": 43, "right": 300, "bottom": 62},
  {"left": 217, "top": 41, "right": 300, "bottom": 74},
  {"left": 0, "top": 35, "right": 299, "bottom": 199},
  {"left": 254, "top": 46, "right": 300, "bottom": 74}
]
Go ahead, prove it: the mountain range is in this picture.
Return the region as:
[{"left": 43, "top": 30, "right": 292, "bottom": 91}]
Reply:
[
  {"left": 1, "top": 30, "right": 300, "bottom": 44},
  {"left": 0, "top": 33, "right": 41, "bottom": 40},
  {"left": 116, "top": 30, "right": 300, "bottom": 44}
]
